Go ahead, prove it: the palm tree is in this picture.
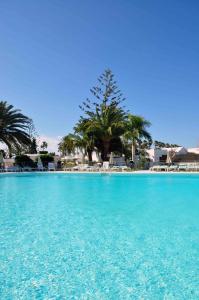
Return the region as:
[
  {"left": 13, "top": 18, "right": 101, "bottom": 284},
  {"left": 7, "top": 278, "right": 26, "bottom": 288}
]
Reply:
[
  {"left": 0, "top": 101, "right": 31, "bottom": 154},
  {"left": 41, "top": 141, "right": 48, "bottom": 151},
  {"left": 93, "top": 105, "right": 126, "bottom": 161},
  {"left": 59, "top": 130, "right": 95, "bottom": 164},
  {"left": 58, "top": 134, "right": 77, "bottom": 156},
  {"left": 77, "top": 104, "right": 126, "bottom": 161},
  {"left": 62, "top": 70, "right": 152, "bottom": 164},
  {"left": 74, "top": 118, "right": 97, "bottom": 163},
  {"left": 123, "top": 114, "right": 152, "bottom": 163},
  {"left": 79, "top": 69, "right": 127, "bottom": 161}
]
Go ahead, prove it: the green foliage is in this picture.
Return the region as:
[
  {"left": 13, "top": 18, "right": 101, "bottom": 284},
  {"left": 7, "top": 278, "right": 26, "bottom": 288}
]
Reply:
[
  {"left": 61, "top": 69, "right": 152, "bottom": 163},
  {"left": 124, "top": 115, "right": 152, "bottom": 143},
  {"left": 123, "top": 114, "right": 152, "bottom": 161},
  {"left": 15, "top": 155, "right": 36, "bottom": 167},
  {"left": 58, "top": 134, "right": 78, "bottom": 156},
  {"left": 0, "top": 101, "right": 32, "bottom": 154},
  {"left": 78, "top": 69, "right": 127, "bottom": 160},
  {"left": 0, "top": 149, "right": 6, "bottom": 158},
  {"left": 48, "top": 152, "right": 55, "bottom": 156},
  {"left": 29, "top": 137, "right": 38, "bottom": 154},
  {"left": 62, "top": 161, "right": 76, "bottom": 168},
  {"left": 41, "top": 141, "right": 48, "bottom": 151},
  {"left": 40, "top": 154, "right": 54, "bottom": 167},
  {"left": 39, "top": 151, "right": 48, "bottom": 154},
  {"left": 154, "top": 141, "right": 180, "bottom": 148}
]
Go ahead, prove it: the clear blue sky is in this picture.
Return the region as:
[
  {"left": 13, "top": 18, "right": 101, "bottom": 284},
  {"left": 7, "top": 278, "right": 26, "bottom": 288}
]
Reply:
[{"left": 1, "top": 0, "right": 199, "bottom": 148}]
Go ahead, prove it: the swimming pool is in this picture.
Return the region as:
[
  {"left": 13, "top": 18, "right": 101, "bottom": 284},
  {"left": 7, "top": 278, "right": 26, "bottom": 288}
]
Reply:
[{"left": 0, "top": 173, "right": 199, "bottom": 299}]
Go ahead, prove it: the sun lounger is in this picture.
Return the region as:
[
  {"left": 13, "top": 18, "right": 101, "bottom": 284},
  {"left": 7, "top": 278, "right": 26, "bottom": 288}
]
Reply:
[
  {"left": 193, "top": 165, "right": 199, "bottom": 171},
  {"left": 151, "top": 165, "right": 168, "bottom": 171},
  {"left": 37, "top": 163, "right": 44, "bottom": 171},
  {"left": 168, "top": 165, "right": 178, "bottom": 171},
  {"left": 48, "top": 162, "right": 56, "bottom": 171},
  {"left": 178, "top": 164, "right": 187, "bottom": 171},
  {"left": 5, "top": 166, "right": 21, "bottom": 172},
  {"left": 185, "top": 164, "right": 199, "bottom": 171},
  {"left": 22, "top": 166, "right": 33, "bottom": 172},
  {"left": 102, "top": 162, "right": 110, "bottom": 170},
  {"left": 72, "top": 166, "right": 79, "bottom": 171},
  {"left": 111, "top": 166, "right": 120, "bottom": 170}
]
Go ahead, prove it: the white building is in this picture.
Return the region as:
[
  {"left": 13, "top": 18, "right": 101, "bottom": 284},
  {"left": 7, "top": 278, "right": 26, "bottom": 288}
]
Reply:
[
  {"left": 187, "top": 148, "right": 199, "bottom": 154},
  {"left": 147, "top": 147, "right": 187, "bottom": 166},
  {"left": 61, "top": 150, "right": 100, "bottom": 164}
]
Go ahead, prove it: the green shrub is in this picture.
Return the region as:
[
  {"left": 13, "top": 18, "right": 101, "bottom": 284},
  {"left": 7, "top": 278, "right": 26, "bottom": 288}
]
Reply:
[
  {"left": 62, "top": 161, "right": 76, "bottom": 168},
  {"left": 39, "top": 151, "right": 48, "bottom": 155},
  {"left": 15, "top": 155, "right": 36, "bottom": 167},
  {"left": 48, "top": 152, "right": 55, "bottom": 156},
  {"left": 40, "top": 154, "right": 54, "bottom": 167}
]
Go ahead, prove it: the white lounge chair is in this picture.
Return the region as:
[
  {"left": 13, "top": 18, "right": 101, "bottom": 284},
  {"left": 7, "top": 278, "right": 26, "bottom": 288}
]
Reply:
[
  {"left": 102, "top": 162, "right": 109, "bottom": 170},
  {"left": 5, "top": 166, "right": 21, "bottom": 172},
  {"left": 111, "top": 166, "right": 120, "bottom": 171},
  {"left": 151, "top": 165, "right": 168, "bottom": 171},
  {"left": 168, "top": 165, "right": 178, "bottom": 171},
  {"left": 48, "top": 162, "right": 56, "bottom": 171},
  {"left": 193, "top": 165, "right": 199, "bottom": 171},
  {"left": 72, "top": 166, "right": 79, "bottom": 171},
  {"left": 178, "top": 164, "right": 187, "bottom": 171},
  {"left": 37, "top": 163, "right": 44, "bottom": 171}
]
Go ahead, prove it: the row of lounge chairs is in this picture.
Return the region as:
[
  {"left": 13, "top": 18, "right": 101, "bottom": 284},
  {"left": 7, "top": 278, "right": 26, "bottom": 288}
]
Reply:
[
  {"left": 151, "top": 164, "right": 199, "bottom": 172},
  {"left": 0, "top": 166, "right": 22, "bottom": 172},
  {"left": 2, "top": 163, "right": 199, "bottom": 173},
  {"left": 63, "top": 164, "right": 129, "bottom": 172},
  {"left": 0, "top": 162, "right": 56, "bottom": 172},
  {"left": 0, "top": 163, "right": 129, "bottom": 173}
]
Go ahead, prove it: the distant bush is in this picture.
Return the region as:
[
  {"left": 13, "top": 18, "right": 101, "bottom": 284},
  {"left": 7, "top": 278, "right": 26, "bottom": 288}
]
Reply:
[
  {"left": 39, "top": 151, "right": 48, "bottom": 155},
  {"left": 40, "top": 154, "right": 54, "bottom": 167},
  {"left": 0, "top": 149, "right": 6, "bottom": 158},
  {"left": 56, "top": 160, "right": 62, "bottom": 169},
  {"left": 15, "top": 155, "right": 36, "bottom": 167},
  {"left": 62, "top": 161, "right": 76, "bottom": 168},
  {"left": 48, "top": 152, "right": 55, "bottom": 156}
]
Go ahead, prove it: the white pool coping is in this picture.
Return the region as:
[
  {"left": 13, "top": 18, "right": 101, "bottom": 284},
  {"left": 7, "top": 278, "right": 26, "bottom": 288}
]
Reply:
[{"left": 1, "top": 170, "right": 199, "bottom": 175}]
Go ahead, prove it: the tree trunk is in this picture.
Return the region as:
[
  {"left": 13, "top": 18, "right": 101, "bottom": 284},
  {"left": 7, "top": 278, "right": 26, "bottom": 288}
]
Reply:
[
  {"left": 8, "top": 146, "right": 12, "bottom": 158},
  {"left": 81, "top": 153, "right": 85, "bottom": 164},
  {"left": 131, "top": 141, "right": 136, "bottom": 162},
  {"left": 101, "top": 140, "right": 110, "bottom": 161},
  {"left": 87, "top": 149, "right": 93, "bottom": 165}
]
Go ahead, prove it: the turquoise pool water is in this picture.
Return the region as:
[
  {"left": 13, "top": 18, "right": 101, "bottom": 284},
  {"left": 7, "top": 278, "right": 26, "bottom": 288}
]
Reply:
[{"left": 0, "top": 173, "right": 199, "bottom": 299}]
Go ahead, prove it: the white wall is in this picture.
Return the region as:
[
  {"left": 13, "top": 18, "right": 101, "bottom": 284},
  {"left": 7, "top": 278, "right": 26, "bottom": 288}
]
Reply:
[
  {"left": 146, "top": 147, "right": 188, "bottom": 165},
  {"left": 187, "top": 148, "right": 199, "bottom": 154}
]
